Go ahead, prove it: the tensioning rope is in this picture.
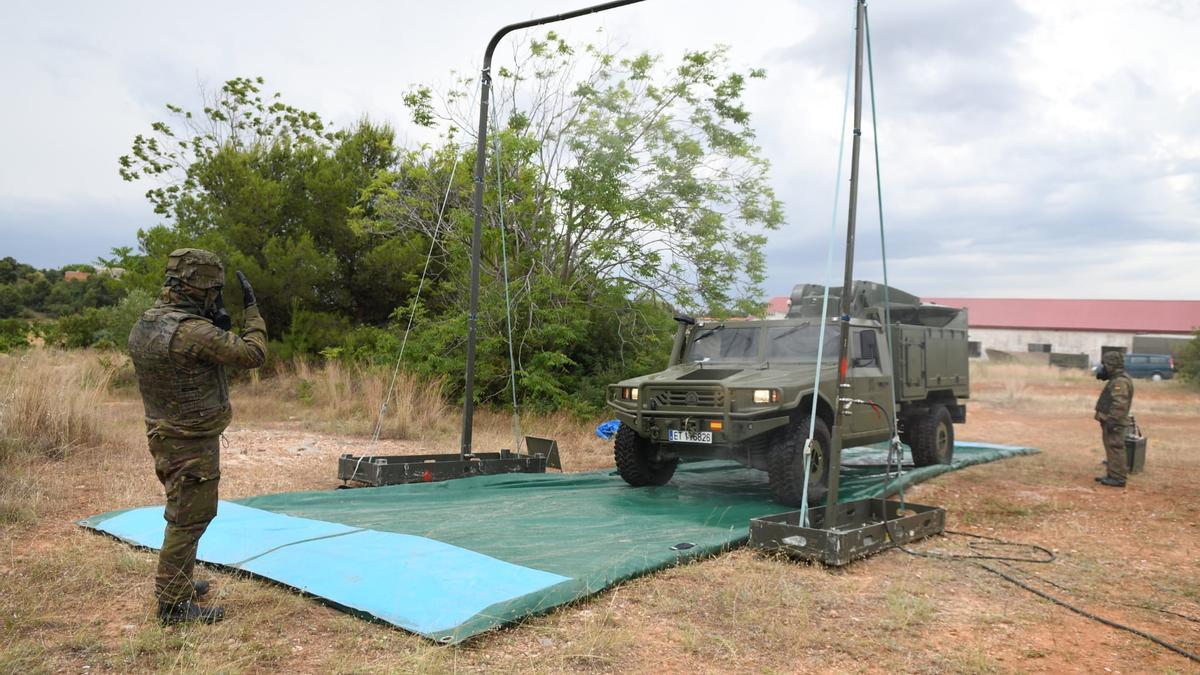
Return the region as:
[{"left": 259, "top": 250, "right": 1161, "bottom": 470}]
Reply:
[
  {"left": 487, "top": 79, "right": 525, "bottom": 455},
  {"left": 368, "top": 146, "right": 464, "bottom": 446},
  {"left": 798, "top": 18, "right": 857, "bottom": 528},
  {"left": 352, "top": 145, "right": 464, "bottom": 479}
]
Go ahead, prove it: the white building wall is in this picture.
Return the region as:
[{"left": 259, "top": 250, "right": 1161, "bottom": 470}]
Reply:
[{"left": 968, "top": 328, "right": 1135, "bottom": 365}]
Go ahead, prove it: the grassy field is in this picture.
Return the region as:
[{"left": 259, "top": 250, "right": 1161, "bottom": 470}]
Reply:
[{"left": 1, "top": 351, "right": 1198, "bottom": 673}]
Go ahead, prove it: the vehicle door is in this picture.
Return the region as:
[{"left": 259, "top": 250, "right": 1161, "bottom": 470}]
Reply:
[{"left": 846, "top": 327, "right": 895, "bottom": 440}]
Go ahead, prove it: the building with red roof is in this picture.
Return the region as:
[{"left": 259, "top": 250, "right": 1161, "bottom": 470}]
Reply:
[
  {"left": 764, "top": 295, "right": 1200, "bottom": 364},
  {"left": 764, "top": 295, "right": 790, "bottom": 318},
  {"left": 925, "top": 298, "right": 1199, "bottom": 364}
]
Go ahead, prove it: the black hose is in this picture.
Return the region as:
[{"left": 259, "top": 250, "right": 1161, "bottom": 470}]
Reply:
[
  {"left": 884, "top": 524, "right": 1055, "bottom": 564},
  {"left": 974, "top": 561, "right": 1200, "bottom": 664},
  {"left": 997, "top": 561, "right": 1200, "bottom": 626},
  {"left": 886, "top": 528, "right": 1199, "bottom": 664}
]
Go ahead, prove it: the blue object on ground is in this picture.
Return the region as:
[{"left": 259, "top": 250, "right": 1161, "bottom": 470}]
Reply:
[
  {"left": 85, "top": 502, "right": 569, "bottom": 638},
  {"left": 595, "top": 419, "right": 620, "bottom": 439}
]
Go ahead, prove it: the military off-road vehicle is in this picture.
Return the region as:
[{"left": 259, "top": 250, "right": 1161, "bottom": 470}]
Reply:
[{"left": 607, "top": 281, "right": 970, "bottom": 505}]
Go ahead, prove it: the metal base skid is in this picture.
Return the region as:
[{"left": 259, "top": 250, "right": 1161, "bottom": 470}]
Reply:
[
  {"left": 338, "top": 437, "right": 561, "bottom": 486},
  {"left": 749, "top": 499, "right": 945, "bottom": 566}
]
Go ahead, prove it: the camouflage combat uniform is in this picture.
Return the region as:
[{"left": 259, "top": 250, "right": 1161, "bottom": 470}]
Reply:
[
  {"left": 1094, "top": 351, "right": 1134, "bottom": 483},
  {"left": 128, "top": 249, "right": 267, "bottom": 608}
]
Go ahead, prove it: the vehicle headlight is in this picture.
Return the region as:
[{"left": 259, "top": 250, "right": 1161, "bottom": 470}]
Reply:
[
  {"left": 752, "top": 389, "right": 780, "bottom": 404},
  {"left": 621, "top": 387, "right": 640, "bottom": 401}
]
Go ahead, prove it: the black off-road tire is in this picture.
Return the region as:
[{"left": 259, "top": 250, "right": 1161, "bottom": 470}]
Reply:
[
  {"left": 911, "top": 404, "right": 954, "bottom": 467},
  {"left": 767, "top": 416, "right": 832, "bottom": 507},
  {"left": 614, "top": 424, "right": 678, "bottom": 487}
]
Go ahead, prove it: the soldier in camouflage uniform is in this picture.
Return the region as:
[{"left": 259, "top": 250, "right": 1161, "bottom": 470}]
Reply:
[
  {"left": 127, "top": 249, "right": 267, "bottom": 625},
  {"left": 1094, "top": 350, "right": 1134, "bottom": 488}
]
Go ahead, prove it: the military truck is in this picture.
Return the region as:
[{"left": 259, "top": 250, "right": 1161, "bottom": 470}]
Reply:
[{"left": 606, "top": 281, "right": 969, "bottom": 506}]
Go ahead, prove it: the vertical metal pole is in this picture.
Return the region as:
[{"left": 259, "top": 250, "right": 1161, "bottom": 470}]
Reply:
[
  {"left": 824, "top": 0, "right": 867, "bottom": 525},
  {"left": 460, "top": 54, "right": 493, "bottom": 457},
  {"left": 458, "top": 0, "right": 648, "bottom": 457}
]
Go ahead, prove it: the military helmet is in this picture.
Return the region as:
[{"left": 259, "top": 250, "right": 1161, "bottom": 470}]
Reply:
[
  {"left": 165, "top": 248, "right": 225, "bottom": 289},
  {"left": 1102, "top": 351, "right": 1125, "bottom": 370}
]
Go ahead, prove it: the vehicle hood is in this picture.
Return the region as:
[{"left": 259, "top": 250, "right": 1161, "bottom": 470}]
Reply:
[{"left": 614, "top": 363, "right": 834, "bottom": 389}]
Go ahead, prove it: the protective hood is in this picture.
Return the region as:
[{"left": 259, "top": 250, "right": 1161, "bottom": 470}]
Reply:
[{"left": 156, "top": 283, "right": 230, "bottom": 329}]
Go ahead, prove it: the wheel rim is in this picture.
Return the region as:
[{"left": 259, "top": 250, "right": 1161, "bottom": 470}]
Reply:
[
  {"left": 805, "top": 438, "right": 825, "bottom": 481},
  {"left": 936, "top": 422, "right": 949, "bottom": 454}
]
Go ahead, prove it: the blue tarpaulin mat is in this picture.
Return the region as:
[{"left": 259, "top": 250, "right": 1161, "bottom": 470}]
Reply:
[{"left": 81, "top": 441, "right": 1037, "bottom": 643}]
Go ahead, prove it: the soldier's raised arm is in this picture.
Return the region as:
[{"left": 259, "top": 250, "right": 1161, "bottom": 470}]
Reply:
[
  {"left": 171, "top": 269, "right": 267, "bottom": 369},
  {"left": 172, "top": 303, "right": 267, "bottom": 369}
]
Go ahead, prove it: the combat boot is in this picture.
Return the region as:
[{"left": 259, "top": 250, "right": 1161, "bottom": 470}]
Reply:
[
  {"left": 1098, "top": 476, "right": 1126, "bottom": 488},
  {"left": 193, "top": 579, "right": 210, "bottom": 599},
  {"left": 157, "top": 600, "right": 225, "bottom": 626}
]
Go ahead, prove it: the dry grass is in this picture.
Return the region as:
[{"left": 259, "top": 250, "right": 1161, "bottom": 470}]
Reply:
[
  {"left": 0, "top": 350, "right": 142, "bottom": 525},
  {"left": 234, "top": 357, "right": 453, "bottom": 442},
  {"left": 0, "top": 349, "right": 129, "bottom": 460},
  {"left": 1, "top": 353, "right": 1198, "bottom": 673}
]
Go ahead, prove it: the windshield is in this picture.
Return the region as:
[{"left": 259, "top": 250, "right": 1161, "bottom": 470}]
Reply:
[
  {"left": 765, "top": 324, "right": 840, "bottom": 362},
  {"left": 688, "top": 325, "right": 761, "bottom": 363}
]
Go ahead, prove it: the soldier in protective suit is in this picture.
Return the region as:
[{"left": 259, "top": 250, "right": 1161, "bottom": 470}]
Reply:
[
  {"left": 127, "top": 249, "right": 267, "bottom": 624},
  {"left": 1094, "top": 351, "right": 1133, "bottom": 488}
]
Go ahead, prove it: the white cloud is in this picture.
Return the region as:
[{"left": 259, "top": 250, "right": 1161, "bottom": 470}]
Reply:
[{"left": 0, "top": 0, "right": 1196, "bottom": 299}]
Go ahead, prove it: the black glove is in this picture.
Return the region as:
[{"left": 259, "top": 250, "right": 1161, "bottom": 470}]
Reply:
[
  {"left": 236, "top": 270, "right": 257, "bottom": 308},
  {"left": 211, "top": 294, "right": 232, "bottom": 331}
]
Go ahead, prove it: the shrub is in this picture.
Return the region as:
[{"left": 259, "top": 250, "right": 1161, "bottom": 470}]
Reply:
[
  {"left": 0, "top": 318, "right": 33, "bottom": 352},
  {"left": 49, "top": 289, "right": 154, "bottom": 349},
  {"left": 1177, "top": 329, "right": 1200, "bottom": 385}
]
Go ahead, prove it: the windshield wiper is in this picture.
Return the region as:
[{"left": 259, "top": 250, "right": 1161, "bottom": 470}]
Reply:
[
  {"left": 692, "top": 324, "right": 725, "bottom": 342},
  {"left": 770, "top": 326, "right": 804, "bottom": 341}
]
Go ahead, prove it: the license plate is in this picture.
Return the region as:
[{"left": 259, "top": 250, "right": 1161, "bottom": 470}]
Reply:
[{"left": 668, "top": 429, "right": 713, "bottom": 444}]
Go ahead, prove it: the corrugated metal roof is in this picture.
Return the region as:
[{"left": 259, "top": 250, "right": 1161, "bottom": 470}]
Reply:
[
  {"left": 924, "top": 298, "right": 1200, "bottom": 334},
  {"left": 759, "top": 295, "right": 1200, "bottom": 334}
]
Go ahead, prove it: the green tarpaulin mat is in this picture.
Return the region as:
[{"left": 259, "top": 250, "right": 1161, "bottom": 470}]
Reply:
[{"left": 82, "top": 441, "right": 1036, "bottom": 643}]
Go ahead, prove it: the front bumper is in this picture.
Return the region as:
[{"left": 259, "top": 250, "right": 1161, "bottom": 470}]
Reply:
[{"left": 608, "top": 382, "right": 791, "bottom": 446}]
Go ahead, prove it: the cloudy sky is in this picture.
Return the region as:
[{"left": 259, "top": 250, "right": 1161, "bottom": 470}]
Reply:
[{"left": 1, "top": 0, "right": 1197, "bottom": 300}]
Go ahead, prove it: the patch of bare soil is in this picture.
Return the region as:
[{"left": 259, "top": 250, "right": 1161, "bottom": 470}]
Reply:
[{"left": 2, "top": 365, "right": 1198, "bottom": 673}]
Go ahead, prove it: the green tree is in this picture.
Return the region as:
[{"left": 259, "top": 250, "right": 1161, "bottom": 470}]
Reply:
[
  {"left": 119, "top": 77, "right": 402, "bottom": 335},
  {"left": 363, "top": 34, "right": 782, "bottom": 409},
  {"left": 1178, "top": 329, "right": 1200, "bottom": 385},
  {"left": 0, "top": 318, "right": 32, "bottom": 352},
  {"left": 50, "top": 289, "right": 154, "bottom": 349},
  {"left": 115, "top": 40, "right": 783, "bottom": 413},
  {"left": 0, "top": 257, "right": 37, "bottom": 285}
]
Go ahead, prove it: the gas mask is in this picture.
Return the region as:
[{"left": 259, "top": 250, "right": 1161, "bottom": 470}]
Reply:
[{"left": 1095, "top": 365, "right": 1110, "bottom": 381}]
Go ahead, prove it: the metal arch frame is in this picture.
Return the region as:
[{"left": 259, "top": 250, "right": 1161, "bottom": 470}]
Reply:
[
  {"left": 460, "top": 0, "right": 649, "bottom": 456},
  {"left": 451, "top": 0, "right": 873, "bottom": 530}
]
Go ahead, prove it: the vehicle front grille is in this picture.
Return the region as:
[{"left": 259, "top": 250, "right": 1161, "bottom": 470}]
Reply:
[{"left": 650, "top": 388, "right": 724, "bottom": 409}]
